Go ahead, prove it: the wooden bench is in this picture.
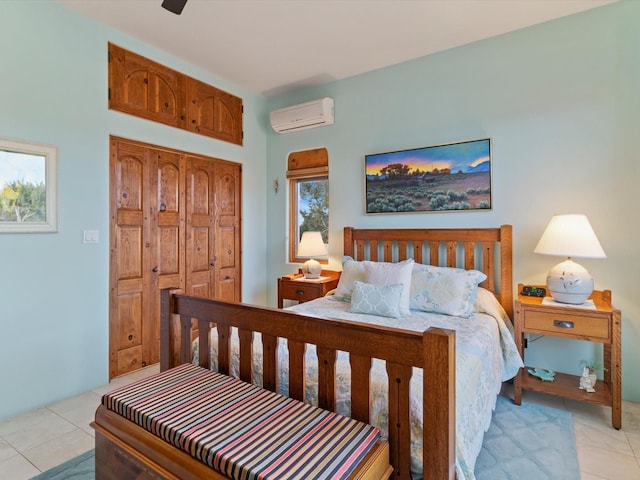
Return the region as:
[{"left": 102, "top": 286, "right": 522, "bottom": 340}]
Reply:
[{"left": 92, "top": 364, "right": 392, "bottom": 480}]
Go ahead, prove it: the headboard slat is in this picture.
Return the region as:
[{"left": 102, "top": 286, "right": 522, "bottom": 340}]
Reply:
[
  {"left": 369, "top": 240, "right": 378, "bottom": 262},
  {"left": 482, "top": 242, "right": 495, "bottom": 293},
  {"left": 429, "top": 241, "right": 439, "bottom": 266},
  {"left": 413, "top": 241, "right": 424, "bottom": 264},
  {"left": 463, "top": 242, "right": 474, "bottom": 271},
  {"left": 446, "top": 241, "right": 456, "bottom": 267},
  {"left": 383, "top": 241, "right": 393, "bottom": 262},
  {"left": 398, "top": 240, "right": 408, "bottom": 261}
]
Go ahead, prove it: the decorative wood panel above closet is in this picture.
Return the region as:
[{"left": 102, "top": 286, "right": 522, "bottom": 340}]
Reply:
[{"left": 108, "top": 43, "right": 243, "bottom": 146}]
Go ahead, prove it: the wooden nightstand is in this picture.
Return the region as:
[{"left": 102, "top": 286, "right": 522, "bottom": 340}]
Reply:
[
  {"left": 513, "top": 284, "right": 622, "bottom": 429},
  {"left": 277, "top": 270, "right": 340, "bottom": 308}
]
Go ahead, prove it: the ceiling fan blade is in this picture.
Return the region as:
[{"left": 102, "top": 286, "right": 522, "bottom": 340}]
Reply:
[{"left": 161, "top": 0, "right": 188, "bottom": 15}]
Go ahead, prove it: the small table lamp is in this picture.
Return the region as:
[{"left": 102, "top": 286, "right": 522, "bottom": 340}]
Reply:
[
  {"left": 534, "top": 214, "right": 606, "bottom": 304},
  {"left": 297, "top": 231, "right": 326, "bottom": 279}
]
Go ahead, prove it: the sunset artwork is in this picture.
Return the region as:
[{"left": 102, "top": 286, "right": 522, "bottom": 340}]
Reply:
[{"left": 365, "top": 138, "right": 491, "bottom": 214}]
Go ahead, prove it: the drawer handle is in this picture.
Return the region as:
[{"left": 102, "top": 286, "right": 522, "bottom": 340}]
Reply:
[
  {"left": 296, "top": 289, "right": 305, "bottom": 296},
  {"left": 554, "top": 320, "right": 574, "bottom": 329}
]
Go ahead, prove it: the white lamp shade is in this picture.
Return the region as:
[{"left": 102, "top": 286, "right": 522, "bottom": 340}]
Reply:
[
  {"left": 297, "top": 231, "right": 327, "bottom": 258},
  {"left": 297, "top": 231, "right": 326, "bottom": 279},
  {"left": 534, "top": 214, "right": 606, "bottom": 258}
]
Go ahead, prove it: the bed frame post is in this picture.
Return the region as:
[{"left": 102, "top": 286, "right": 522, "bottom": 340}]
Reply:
[
  {"left": 159, "top": 289, "right": 172, "bottom": 372},
  {"left": 499, "top": 224, "right": 513, "bottom": 320},
  {"left": 422, "top": 328, "right": 456, "bottom": 480},
  {"left": 344, "top": 226, "right": 354, "bottom": 258}
]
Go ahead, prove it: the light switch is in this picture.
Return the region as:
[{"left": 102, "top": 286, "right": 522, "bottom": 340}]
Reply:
[{"left": 83, "top": 230, "right": 99, "bottom": 244}]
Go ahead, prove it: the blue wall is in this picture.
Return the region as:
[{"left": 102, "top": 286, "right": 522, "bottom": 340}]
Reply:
[
  {"left": 266, "top": 1, "right": 640, "bottom": 401},
  {"left": 0, "top": 2, "right": 268, "bottom": 420}
]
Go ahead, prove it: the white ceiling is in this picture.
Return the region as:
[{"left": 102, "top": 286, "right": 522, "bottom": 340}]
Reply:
[{"left": 57, "top": 0, "right": 616, "bottom": 98}]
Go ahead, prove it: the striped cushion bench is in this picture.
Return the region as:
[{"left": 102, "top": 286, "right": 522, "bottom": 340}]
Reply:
[{"left": 99, "top": 364, "right": 388, "bottom": 480}]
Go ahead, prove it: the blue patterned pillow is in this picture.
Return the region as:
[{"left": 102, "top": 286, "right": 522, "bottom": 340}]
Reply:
[
  {"left": 349, "top": 281, "right": 404, "bottom": 318},
  {"left": 409, "top": 264, "right": 487, "bottom": 317}
]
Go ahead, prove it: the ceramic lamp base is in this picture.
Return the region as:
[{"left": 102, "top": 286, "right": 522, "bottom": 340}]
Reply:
[
  {"left": 546, "top": 258, "right": 594, "bottom": 304},
  {"left": 302, "top": 258, "right": 321, "bottom": 279}
]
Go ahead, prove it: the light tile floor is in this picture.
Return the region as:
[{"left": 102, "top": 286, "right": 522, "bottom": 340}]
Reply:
[{"left": 1, "top": 368, "right": 639, "bottom": 479}]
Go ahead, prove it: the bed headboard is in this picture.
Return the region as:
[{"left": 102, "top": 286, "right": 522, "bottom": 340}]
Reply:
[{"left": 343, "top": 225, "right": 513, "bottom": 319}]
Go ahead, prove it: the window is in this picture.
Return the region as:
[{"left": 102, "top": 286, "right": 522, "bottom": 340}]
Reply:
[
  {"left": 0, "top": 137, "right": 57, "bottom": 233},
  {"left": 288, "top": 148, "right": 329, "bottom": 263}
]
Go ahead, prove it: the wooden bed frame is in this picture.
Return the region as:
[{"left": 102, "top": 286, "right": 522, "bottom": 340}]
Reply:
[{"left": 96, "top": 226, "right": 512, "bottom": 480}]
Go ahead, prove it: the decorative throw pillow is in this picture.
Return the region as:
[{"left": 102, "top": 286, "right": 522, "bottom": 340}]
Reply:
[
  {"left": 349, "top": 281, "right": 404, "bottom": 318},
  {"left": 409, "top": 264, "right": 487, "bottom": 317},
  {"left": 334, "top": 256, "right": 367, "bottom": 301},
  {"left": 363, "top": 259, "right": 414, "bottom": 315}
]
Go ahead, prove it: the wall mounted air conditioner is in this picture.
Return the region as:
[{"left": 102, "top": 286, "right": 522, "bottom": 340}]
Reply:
[{"left": 270, "top": 97, "right": 334, "bottom": 134}]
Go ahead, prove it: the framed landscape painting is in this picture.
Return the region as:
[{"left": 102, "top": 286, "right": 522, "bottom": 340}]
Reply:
[{"left": 365, "top": 138, "right": 491, "bottom": 214}]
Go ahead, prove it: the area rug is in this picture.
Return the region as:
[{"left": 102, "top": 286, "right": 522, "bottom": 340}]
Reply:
[
  {"left": 32, "top": 396, "right": 579, "bottom": 480},
  {"left": 475, "top": 395, "right": 580, "bottom": 480},
  {"left": 30, "top": 448, "right": 94, "bottom": 480}
]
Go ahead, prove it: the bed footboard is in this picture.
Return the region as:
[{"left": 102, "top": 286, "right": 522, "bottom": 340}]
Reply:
[{"left": 159, "top": 289, "right": 455, "bottom": 480}]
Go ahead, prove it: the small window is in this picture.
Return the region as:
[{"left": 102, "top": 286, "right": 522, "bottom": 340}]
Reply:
[
  {"left": 288, "top": 148, "right": 329, "bottom": 264},
  {"left": 0, "top": 137, "right": 57, "bottom": 233}
]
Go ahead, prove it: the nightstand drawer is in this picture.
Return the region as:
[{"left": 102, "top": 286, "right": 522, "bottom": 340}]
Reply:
[
  {"left": 523, "top": 310, "right": 610, "bottom": 340},
  {"left": 279, "top": 282, "right": 320, "bottom": 302}
]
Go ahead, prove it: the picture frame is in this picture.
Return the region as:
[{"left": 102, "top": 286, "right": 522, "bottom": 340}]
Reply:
[
  {"left": 365, "top": 138, "right": 491, "bottom": 214},
  {"left": 0, "top": 137, "right": 58, "bottom": 233}
]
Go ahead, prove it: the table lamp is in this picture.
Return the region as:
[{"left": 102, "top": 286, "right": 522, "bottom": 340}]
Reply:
[
  {"left": 534, "top": 214, "right": 606, "bottom": 304},
  {"left": 297, "top": 231, "right": 326, "bottom": 279}
]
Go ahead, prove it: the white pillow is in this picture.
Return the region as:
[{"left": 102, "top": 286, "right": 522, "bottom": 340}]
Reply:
[
  {"left": 363, "top": 259, "right": 414, "bottom": 315},
  {"left": 349, "top": 281, "right": 403, "bottom": 318},
  {"left": 334, "top": 256, "right": 367, "bottom": 301},
  {"left": 409, "top": 264, "right": 486, "bottom": 317}
]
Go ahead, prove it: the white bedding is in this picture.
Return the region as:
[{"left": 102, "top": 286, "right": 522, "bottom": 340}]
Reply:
[{"left": 193, "top": 288, "right": 522, "bottom": 480}]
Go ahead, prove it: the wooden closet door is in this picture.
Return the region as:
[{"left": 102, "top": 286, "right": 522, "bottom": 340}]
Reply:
[
  {"left": 146, "top": 149, "right": 185, "bottom": 366},
  {"left": 185, "top": 157, "right": 216, "bottom": 298},
  {"left": 214, "top": 162, "right": 241, "bottom": 302},
  {"left": 110, "top": 138, "right": 240, "bottom": 378},
  {"left": 110, "top": 139, "right": 185, "bottom": 378},
  {"left": 110, "top": 139, "right": 148, "bottom": 378}
]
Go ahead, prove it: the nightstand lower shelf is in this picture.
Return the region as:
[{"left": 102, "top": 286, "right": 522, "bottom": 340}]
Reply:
[{"left": 520, "top": 367, "right": 612, "bottom": 406}]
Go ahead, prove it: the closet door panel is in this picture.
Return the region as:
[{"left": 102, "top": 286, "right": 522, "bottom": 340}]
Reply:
[
  {"left": 115, "top": 226, "right": 143, "bottom": 279},
  {"left": 186, "top": 158, "right": 215, "bottom": 298},
  {"left": 214, "top": 163, "right": 241, "bottom": 302},
  {"left": 110, "top": 140, "right": 148, "bottom": 378},
  {"left": 145, "top": 150, "right": 185, "bottom": 366},
  {"left": 117, "top": 346, "right": 143, "bottom": 377},
  {"left": 114, "top": 294, "right": 141, "bottom": 349},
  {"left": 154, "top": 151, "right": 185, "bottom": 291}
]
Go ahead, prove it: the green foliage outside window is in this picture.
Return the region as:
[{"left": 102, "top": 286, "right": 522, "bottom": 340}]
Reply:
[
  {"left": 0, "top": 180, "right": 46, "bottom": 223},
  {"left": 298, "top": 178, "right": 328, "bottom": 244}
]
